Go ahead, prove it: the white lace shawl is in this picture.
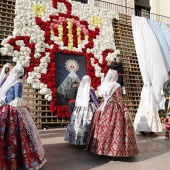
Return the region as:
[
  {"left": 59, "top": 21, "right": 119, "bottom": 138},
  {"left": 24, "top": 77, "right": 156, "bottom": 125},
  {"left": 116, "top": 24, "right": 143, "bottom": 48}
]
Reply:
[
  {"left": 0, "top": 64, "right": 24, "bottom": 101},
  {"left": 75, "top": 75, "right": 91, "bottom": 107},
  {"left": 0, "top": 63, "right": 9, "bottom": 84},
  {"left": 98, "top": 70, "right": 120, "bottom": 111}
]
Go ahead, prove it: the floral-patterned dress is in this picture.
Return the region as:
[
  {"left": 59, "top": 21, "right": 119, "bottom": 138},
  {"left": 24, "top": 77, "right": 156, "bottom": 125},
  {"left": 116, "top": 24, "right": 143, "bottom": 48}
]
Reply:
[
  {"left": 0, "top": 82, "right": 46, "bottom": 170},
  {"left": 65, "top": 89, "right": 99, "bottom": 145},
  {"left": 86, "top": 87, "right": 139, "bottom": 157}
]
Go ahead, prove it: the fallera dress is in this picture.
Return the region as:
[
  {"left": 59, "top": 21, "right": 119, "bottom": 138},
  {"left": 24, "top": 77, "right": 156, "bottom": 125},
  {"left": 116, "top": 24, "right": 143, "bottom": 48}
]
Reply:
[
  {"left": 0, "top": 82, "right": 46, "bottom": 170},
  {"left": 65, "top": 88, "right": 99, "bottom": 145},
  {"left": 86, "top": 87, "right": 139, "bottom": 157}
]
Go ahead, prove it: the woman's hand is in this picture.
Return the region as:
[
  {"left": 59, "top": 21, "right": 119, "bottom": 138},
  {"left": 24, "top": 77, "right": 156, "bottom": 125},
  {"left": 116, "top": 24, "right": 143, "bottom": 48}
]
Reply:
[
  {"left": 0, "top": 100, "right": 6, "bottom": 107},
  {"left": 24, "top": 105, "right": 31, "bottom": 112},
  {"left": 107, "top": 62, "right": 111, "bottom": 66}
]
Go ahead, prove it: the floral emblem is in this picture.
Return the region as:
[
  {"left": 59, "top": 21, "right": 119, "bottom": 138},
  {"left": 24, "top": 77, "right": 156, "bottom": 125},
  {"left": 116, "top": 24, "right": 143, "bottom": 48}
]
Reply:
[{"left": 0, "top": 0, "right": 120, "bottom": 117}]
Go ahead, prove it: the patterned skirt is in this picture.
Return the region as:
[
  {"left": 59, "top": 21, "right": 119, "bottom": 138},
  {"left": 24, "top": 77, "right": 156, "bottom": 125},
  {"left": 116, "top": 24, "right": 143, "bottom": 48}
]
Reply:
[
  {"left": 86, "top": 100, "right": 139, "bottom": 157},
  {"left": 0, "top": 105, "right": 46, "bottom": 170},
  {"left": 65, "top": 102, "right": 96, "bottom": 145}
]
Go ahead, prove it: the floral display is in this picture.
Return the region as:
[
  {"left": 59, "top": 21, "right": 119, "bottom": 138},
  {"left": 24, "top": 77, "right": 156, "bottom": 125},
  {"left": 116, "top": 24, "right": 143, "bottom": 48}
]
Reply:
[{"left": 0, "top": 0, "right": 119, "bottom": 118}]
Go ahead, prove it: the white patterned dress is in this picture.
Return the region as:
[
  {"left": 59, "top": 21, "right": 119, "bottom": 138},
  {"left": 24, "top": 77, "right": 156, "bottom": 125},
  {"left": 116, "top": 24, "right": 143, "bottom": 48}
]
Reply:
[{"left": 65, "top": 89, "right": 98, "bottom": 145}]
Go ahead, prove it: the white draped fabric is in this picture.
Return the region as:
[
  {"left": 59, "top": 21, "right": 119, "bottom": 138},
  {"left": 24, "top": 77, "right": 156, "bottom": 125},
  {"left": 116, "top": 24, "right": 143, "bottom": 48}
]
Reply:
[
  {"left": 147, "top": 19, "right": 170, "bottom": 71},
  {"left": 134, "top": 82, "right": 162, "bottom": 132},
  {"left": 132, "top": 16, "right": 167, "bottom": 106},
  {"left": 0, "top": 63, "right": 9, "bottom": 86},
  {"left": 132, "top": 16, "right": 167, "bottom": 132}
]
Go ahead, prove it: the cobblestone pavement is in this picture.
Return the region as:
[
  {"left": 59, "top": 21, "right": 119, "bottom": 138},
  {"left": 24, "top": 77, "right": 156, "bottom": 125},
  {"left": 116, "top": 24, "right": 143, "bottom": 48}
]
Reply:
[{"left": 40, "top": 127, "right": 170, "bottom": 170}]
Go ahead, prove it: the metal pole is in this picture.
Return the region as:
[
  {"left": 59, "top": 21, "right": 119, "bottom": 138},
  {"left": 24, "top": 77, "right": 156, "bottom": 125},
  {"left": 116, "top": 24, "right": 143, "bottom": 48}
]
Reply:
[
  {"left": 125, "top": 0, "right": 127, "bottom": 15},
  {"left": 125, "top": 0, "right": 127, "bottom": 24}
]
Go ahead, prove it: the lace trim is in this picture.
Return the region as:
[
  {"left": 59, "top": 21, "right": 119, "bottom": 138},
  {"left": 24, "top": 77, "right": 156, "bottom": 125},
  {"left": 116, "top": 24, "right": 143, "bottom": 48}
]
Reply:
[
  {"left": 16, "top": 107, "right": 45, "bottom": 162},
  {"left": 9, "top": 98, "right": 27, "bottom": 107},
  {"left": 29, "top": 158, "right": 47, "bottom": 170},
  {"left": 98, "top": 85, "right": 120, "bottom": 111}
]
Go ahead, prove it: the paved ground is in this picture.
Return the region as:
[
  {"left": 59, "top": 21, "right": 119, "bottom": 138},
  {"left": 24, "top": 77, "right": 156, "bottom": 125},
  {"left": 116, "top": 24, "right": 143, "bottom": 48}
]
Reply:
[{"left": 39, "top": 127, "right": 170, "bottom": 170}]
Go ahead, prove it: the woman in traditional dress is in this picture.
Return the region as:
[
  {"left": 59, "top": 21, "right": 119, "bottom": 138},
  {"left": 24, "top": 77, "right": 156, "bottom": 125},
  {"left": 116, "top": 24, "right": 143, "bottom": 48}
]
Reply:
[
  {"left": 0, "top": 62, "right": 15, "bottom": 114},
  {"left": 0, "top": 64, "right": 46, "bottom": 169},
  {"left": 0, "top": 62, "right": 15, "bottom": 87},
  {"left": 86, "top": 69, "right": 139, "bottom": 157},
  {"left": 134, "top": 82, "right": 162, "bottom": 135},
  {"left": 65, "top": 75, "right": 99, "bottom": 145}
]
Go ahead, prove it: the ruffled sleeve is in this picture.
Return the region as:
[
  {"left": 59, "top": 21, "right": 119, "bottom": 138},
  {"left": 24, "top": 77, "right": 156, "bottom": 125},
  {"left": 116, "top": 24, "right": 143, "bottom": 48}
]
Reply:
[
  {"left": 90, "top": 89, "right": 99, "bottom": 107},
  {"left": 14, "top": 82, "right": 23, "bottom": 98},
  {"left": 9, "top": 98, "right": 27, "bottom": 107},
  {"left": 9, "top": 82, "right": 26, "bottom": 107}
]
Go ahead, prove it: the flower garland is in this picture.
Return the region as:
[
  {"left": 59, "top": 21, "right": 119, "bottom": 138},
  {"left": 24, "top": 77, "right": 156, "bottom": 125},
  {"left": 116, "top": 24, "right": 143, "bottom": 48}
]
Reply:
[{"left": 0, "top": 0, "right": 120, "bottom": 118}]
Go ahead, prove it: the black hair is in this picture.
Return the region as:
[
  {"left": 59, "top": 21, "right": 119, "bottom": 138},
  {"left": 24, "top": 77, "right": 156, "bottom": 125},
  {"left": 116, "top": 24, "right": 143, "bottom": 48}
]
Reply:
[
  {"left": 5, "top": 67, "right": 9, "bottom": 74},
  {"left": 8, "top": 61, "right": 16, "bottom": 66},
  {"left": 19, "top": 67, "right": 27, "bottom": 79},
  {"left": 4, "top": 61, "right": 16, "bottom": 74},
  {"left": 72, "top": 81, "right": 79, "bottom": 86},
  {"left": 0, "top": 39, "right": 2, "bottom": 48},
  {"left": 168, "top": 71, "right": 170, "bottom": 75}
]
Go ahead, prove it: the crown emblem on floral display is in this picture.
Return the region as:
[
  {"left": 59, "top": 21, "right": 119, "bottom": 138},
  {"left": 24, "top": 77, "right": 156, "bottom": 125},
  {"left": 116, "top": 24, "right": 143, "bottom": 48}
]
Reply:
[
  {"left": 0, "top": 0, "right": 119, "bottom": 116},
  {"left": 65, "top": 59, "right": 79, "bottom": 72}
]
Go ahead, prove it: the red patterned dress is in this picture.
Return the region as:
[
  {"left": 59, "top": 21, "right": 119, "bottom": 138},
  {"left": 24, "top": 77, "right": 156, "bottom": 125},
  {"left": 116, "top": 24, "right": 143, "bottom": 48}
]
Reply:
[
  {"left": 86, "top": 87, "right": 139, "bottom": 157},
  {"left": 0, "top": 82, "right": 46, "bottom": 169}
]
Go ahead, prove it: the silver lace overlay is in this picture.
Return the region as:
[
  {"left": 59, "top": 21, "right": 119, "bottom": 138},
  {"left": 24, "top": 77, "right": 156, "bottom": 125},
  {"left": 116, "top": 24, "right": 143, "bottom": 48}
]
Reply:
[{"left": 16, "top": 107, "right": 45, "bottom": 162}]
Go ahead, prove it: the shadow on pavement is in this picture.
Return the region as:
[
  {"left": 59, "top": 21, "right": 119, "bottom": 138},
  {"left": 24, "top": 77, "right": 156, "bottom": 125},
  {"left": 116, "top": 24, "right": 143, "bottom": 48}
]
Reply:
[{"left": 40, "top": 129, "right": 170, "bottom": 170}]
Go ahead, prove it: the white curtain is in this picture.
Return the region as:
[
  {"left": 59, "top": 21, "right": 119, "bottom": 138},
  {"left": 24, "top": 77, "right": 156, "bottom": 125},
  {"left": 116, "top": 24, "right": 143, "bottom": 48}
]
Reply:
[
  {"left": 133, "top": 82, "right": 162, "bottom": 132},
  {"left": 147, "top": 19, "right": 170, "bottom": 71},
  {"left": 132, "top": 16, "right": 167, "bottom": 106}
]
